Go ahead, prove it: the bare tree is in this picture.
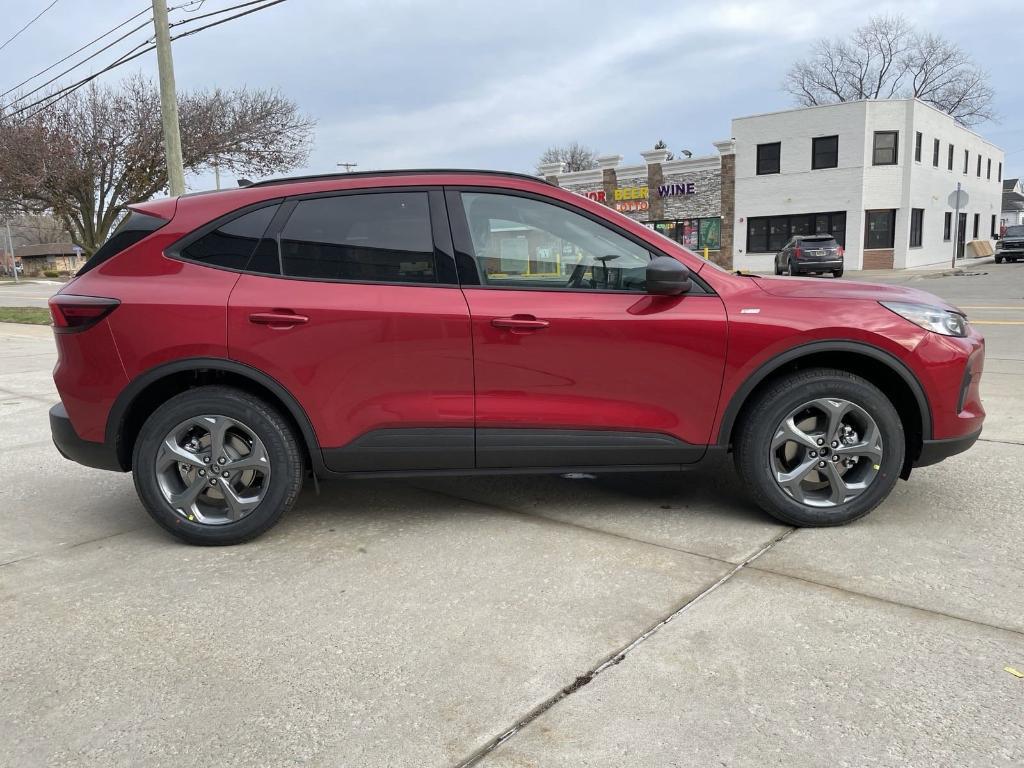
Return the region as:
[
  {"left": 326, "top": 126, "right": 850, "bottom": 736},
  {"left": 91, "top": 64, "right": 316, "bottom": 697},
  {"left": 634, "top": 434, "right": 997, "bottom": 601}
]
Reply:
[
  {"left": 537, "top": 141, "right": 599, "bottom": 173},
  {"left": 0, "top": 75, "right": 314, "bottom": 254},
  {"left": 783, "top": 14, "right": 995, "bottom": 126},
  {"left": 653, "top": 139, "right": 675, "bottom": 161},
  {"left": 8, "top": 213, "right": 69, "bottom": 246}
]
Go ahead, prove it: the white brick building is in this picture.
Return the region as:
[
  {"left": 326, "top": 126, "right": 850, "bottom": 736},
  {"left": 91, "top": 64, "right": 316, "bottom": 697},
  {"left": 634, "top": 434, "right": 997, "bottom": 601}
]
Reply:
[{"left": 732, "top": 99, "right": 1005, "bottom": 271}]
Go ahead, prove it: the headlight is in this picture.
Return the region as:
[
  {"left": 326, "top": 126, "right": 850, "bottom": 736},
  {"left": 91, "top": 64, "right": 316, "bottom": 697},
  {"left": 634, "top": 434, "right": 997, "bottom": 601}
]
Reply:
[{"left": 880, "top": 301, "right": 968, "bottom": 337}]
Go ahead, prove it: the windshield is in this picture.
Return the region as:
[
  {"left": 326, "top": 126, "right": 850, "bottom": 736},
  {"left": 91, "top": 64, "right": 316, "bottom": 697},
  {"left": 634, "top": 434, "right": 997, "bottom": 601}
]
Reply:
[{"left": 1005, "top": 225, "right": 1024, "bottom": 238}]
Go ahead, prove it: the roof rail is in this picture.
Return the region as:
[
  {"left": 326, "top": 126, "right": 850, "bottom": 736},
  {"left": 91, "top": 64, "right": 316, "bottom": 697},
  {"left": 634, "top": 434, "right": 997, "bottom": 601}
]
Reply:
[{"left": 246, "top": 168, "right": 553, "bottom": 188}]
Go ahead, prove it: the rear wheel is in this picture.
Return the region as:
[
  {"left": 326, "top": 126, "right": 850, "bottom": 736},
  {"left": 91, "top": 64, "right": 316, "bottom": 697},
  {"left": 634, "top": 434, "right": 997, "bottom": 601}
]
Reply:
[
  {"left": 734, "top": 368, "right": 904, "bottom": 527},
  {"left": 832, "top": 268, "right": 844, "bottom": 278},
  {"left": 995, "top": 256, "right": 1003, "bottom": 264},
  {"left": 774, "top": 259, "right": 782, "bottom": 275},
  {"left": 132, "top": 386, "right": 304, "bottom": 545}
]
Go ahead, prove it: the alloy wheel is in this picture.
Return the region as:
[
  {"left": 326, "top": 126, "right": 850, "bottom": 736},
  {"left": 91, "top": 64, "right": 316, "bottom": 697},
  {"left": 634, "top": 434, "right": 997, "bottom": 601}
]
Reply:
[
  {"left": 769, "top": 397, "right": 883, "bottom": 508},
  {"left": 154, "top": 414, "right": 271, "bottom": 525}
]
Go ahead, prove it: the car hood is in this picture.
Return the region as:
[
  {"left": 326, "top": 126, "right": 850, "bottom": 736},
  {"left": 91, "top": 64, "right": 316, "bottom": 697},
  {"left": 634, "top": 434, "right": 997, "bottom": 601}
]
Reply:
[{"left": 753, "top": 276, "right": 960, "bottom": 312}]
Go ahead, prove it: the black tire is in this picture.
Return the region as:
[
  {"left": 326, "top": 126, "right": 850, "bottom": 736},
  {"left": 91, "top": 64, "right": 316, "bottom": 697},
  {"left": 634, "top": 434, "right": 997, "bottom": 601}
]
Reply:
[
  {"left": 995, "top": 256, "right": 1003, "bottom": 264},
  {"left": 832, "top": 268, "right": 844, "bottom": 278},
  {"left": 734, "top": 368, "right": 904, "bottom": 527},
  {"left": 784, "top": 262, "right": 795, "bottom": 277},
  {"left": 132, "top": 386, "right": 304, "bottom": 545},
  {"left": 774, "top": 260, "right": 782, "bottom": 276}
]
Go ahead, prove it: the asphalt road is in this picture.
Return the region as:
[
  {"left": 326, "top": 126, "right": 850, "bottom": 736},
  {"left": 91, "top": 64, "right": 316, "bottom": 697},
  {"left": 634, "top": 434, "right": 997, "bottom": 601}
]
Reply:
[
  {"left": 1, "top": 264, "right": 1022, "bottom": 767},
  {"left": 0, "top": 279, "right": 63, "bottom": 308}
]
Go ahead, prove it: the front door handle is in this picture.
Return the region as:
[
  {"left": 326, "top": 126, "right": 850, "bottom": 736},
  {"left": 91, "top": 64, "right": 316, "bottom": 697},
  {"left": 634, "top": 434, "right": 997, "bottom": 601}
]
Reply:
[
  {"left": 491, "top": 315, "right": 550, "bottom": 332},
  {"left": 249, "top": 311, "right": 309, "bottom": 327}
]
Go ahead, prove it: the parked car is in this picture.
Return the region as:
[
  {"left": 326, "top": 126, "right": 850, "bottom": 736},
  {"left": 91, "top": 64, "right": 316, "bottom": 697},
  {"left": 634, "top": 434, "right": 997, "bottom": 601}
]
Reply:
[
  {"left": 49, "top": 170, "right": 985, "bottom": 545},
  {"left": 774, "top": 234, "right": 844, "bottom": 277},
  {"left": 995, "top": 225, "right": 1024, "bottom": 263}
]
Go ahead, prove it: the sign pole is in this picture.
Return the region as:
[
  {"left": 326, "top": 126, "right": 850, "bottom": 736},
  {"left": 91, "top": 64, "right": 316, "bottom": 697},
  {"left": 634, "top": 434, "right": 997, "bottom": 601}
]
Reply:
[{"left": 5, "top": 223, "right": 17, "bottom": 284}]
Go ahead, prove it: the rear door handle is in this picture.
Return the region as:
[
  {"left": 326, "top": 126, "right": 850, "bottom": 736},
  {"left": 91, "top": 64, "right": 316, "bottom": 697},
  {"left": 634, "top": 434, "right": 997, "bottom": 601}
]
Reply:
[
  {"left": 249, "top": 311, "right": 309, "bottom": 327},
  {"left": 491, "top": 315, "right": 550, "bottom": 332}
]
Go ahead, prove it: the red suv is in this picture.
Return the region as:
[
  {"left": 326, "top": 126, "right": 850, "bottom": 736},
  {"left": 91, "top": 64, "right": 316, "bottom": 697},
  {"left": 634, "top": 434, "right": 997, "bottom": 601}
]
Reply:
[{"left": 49, "top": 170, "right": 985, "bottom": 545}]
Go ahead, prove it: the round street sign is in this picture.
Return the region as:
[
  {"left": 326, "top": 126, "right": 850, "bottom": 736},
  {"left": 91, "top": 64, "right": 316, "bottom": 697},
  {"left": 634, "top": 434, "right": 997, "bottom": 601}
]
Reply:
[{"left": 948, "top": 189, "right": 969, "bottom": 208}]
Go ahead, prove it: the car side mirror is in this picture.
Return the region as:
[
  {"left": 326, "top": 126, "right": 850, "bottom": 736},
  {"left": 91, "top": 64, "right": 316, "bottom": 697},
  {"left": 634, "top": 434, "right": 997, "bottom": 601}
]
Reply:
[{"left": 646, "top": 256, "right": 692, "bottom": 295}]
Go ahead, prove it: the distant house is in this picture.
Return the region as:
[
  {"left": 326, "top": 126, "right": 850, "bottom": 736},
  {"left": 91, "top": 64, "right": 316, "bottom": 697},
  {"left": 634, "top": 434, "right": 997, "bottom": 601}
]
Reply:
[
  {"left": 1002, "top": 179, "right": 1024, "bottom": 231},
  {"left": 14, "top": 243, "right": 86, "bottom": 277}
]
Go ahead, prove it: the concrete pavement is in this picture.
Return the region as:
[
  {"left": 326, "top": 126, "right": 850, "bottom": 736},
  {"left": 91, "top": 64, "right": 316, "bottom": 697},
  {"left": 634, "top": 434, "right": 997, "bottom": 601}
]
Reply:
[{"left": 1, "top": 265, "right": 1022, "bottom": 767}]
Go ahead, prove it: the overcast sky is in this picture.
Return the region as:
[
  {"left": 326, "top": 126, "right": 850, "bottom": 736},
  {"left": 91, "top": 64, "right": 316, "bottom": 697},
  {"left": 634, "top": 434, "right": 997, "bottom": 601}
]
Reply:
[{"left": 3, "top": 0, "right": 1022, "bottom": 191}]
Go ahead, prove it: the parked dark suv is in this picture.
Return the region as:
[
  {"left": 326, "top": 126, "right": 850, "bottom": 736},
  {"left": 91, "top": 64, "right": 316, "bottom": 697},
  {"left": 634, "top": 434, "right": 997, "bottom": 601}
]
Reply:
[
  {"left": 49, "top": 170, "right": 984, "bottom": 545},
  {"left": 996, "top": 225, "right": 1024, "bottom": 263},
  {"left": 775, "top": 234, "right": 844, "bottom": 277}
]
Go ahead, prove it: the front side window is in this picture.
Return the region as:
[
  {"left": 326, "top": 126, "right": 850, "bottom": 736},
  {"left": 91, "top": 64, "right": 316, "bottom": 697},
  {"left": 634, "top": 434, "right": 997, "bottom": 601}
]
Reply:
[
  {"left": 462, "top": 192, "right": 653, "bottom": 292},
  {"left": 757, "top": 142, "right": 781, "bottom": 174},
  {"left": 910, "top": 208, "right": 924, "bottom": 247},
  {"left": 278, "top": 193, "right": 436, "bottom": 283},
  {"left": 181, "top": 204, "right": 280, "bottom": 271},
  {"left": 812, "top": 136, "right": 838, "bottom": 170},
  {"left": 865, "top": 210, "right": 896, "bottom": 249},
  {"left": 872, "top": 132, "right": 898, "bottom": 165}
]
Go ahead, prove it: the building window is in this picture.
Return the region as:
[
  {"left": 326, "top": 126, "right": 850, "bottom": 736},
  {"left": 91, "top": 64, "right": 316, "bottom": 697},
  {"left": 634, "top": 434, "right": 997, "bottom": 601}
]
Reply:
[
  {"left": 648, "top": 218, "right": 721, "bottom": 250},
  {"left": 757, "top": 142, "right": 781, "bottom": 175},
  {"left": 933, "top": 138, "right": 940, "bottom": 167},
  {"left": 872, "top": 131, "right": 899, "bottom": 165},
  {"left": 811, "top": 135, "right": 838, "bottom": 169},
  {"left": 987, "top": 158, "right": 992, "bottom": 179},
  {"left": 963, "top": 149, "right": 969, "bottom": 174},
  {"left": 973, "top": 213, "right": 980, "bottom": 240},
  {"left": 910, "top": 208, "right": 924, "bottom": 247},
  {"left": 865, "top": 210, "right": 896, "bottom": 249},
  {"left": 943, "top": 212, "right": 952, "bottom": 241},
  {"left": 998, "top": 162, "right": 1003, "bottom": 182},
  {"left": 992, "top": 214, "right": 997, "bottom": 238},
  {"left": 977, "top": 155, "right": 982, "bottom": 177},
  {"left": 914, "top": 132, "right": 923, "bottom": 162},
  {"left": 948, "top": 144, "right": 955, "bottom": 170},
  {"left": 746, "top": 211, "right": 846, "bottom": 253}
]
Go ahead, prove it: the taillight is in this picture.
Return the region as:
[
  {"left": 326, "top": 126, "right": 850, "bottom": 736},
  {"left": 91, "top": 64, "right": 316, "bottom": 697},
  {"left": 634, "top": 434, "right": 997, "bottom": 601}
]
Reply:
[
  {"left": 49, "top": 295, "right": 120, "bottom": 333},
  {"left": 793, "top": 247, "right": 803, "bottom": 259},
  {"left": 838, "top": 245, "right": 845, "bottom": 257}
]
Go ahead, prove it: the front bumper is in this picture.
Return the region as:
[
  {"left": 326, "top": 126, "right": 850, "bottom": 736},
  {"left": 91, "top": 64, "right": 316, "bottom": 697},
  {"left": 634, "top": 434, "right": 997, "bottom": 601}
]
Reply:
[
  {"left": 50, "top": 402, "right": 123, "bottom": 472},
  {"left": 914, "top": 428, "right": 982, "bottom": 467}
]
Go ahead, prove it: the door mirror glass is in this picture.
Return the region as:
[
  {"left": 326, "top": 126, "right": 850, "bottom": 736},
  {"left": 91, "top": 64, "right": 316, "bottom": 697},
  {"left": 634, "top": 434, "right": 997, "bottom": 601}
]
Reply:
[{"left": 646, "top": 256, "right": 691, "bottom": 295}]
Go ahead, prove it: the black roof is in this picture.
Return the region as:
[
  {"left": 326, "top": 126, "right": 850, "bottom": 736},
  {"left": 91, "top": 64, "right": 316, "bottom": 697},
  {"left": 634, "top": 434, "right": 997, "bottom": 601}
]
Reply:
[{"left": 246, "top": 168, "right": 551, "bottom": 188}]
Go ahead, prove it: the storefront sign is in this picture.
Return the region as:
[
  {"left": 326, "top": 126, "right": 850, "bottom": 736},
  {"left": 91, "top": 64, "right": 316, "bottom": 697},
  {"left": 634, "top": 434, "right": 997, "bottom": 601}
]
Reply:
[
  {"left": 614, "top": 186, "right": 649, "bottom": 201},
  {"left": 615, "top": 200, "right": 649, "bottom": 212},
  {"left": 581, "top": 190, "right": 606, "bottom": 202},
  {"left": 657, "top": 182, "right": 696, "bottom": 197}
]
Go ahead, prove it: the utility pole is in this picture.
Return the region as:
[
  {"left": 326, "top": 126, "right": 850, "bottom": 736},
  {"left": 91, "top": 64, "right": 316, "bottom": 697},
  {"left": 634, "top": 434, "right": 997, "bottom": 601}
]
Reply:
[
  {"left": 337, "top": 162, "right": 358, "bottom": 173},
  {"left": 152, "top": 0, "right": 186, "bottom": 196},
  {"left": 5, "top": 223, "right": 18, "bottom": 284}
]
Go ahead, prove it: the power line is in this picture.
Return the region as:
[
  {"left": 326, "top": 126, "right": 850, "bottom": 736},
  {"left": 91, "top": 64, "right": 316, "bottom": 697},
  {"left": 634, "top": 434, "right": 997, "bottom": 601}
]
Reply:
[
  {"left": 12, "top": 0, "right": 289, "bottom": 120},
  {"left": 0, "top": 0, "right": 63, "bottom": 54},
  {"left": 1, "top": 7, "right": 150, "bottom": 100},
  {"left": 168, "top": 0, "right": 272, "bottom": 28}
]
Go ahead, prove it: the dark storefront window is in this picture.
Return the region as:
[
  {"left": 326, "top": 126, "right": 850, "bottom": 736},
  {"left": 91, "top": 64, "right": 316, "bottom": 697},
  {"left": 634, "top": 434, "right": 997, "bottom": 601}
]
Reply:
[
  {"left": 757, "top": 142, "right": 781, "bottom": 175},
  {"left": 746, "top": 211, "right": 846, "bottom": 253},
  {"left": 865, "top": 210, "right": 896, "bottom": 249},
  {"left": 647, "top": 217, "right": 721, "bottom": 250},
  {"left": 910, "top": 208, "right": 924, "bottom": 248},
  {"left": 812, "top": 136, "right": 838, "bottom": 169}
]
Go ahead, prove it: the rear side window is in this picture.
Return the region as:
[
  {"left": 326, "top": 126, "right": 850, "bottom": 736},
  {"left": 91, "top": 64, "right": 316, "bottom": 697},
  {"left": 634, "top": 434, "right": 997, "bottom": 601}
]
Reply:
[
  {"left": 180, "top": 204, "right": 280, "bottom": 270},
  {"left": 77, "top": 211, "right": 167, "bottom": 276},
  {"left": 279, "top": 192, "right": 436, "bottom": 283}
]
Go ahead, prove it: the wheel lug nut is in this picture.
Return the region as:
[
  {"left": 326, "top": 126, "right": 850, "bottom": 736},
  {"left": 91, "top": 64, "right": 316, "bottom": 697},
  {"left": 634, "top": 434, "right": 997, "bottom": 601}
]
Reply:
[
  {"left": 209, "top": 478, "right": 217, "bottom": 485},
  {"left": 198, "top": 469, "right": 205, "bottom": 476},
  {"left": 831, "top": 441, "right": 839, "bottom": 448},
  {"left": 833, "top": 455, "right": 840, "bottom": 462},
  {"left": 818, "top": 461, "right": 826, "bottom": 468},
  {"left": 203, "top": 456, "right": 211, "bottom": 464},
  {"left": 222, "top": 471, "right": 229, "bottom": 478},
  {"left": 218, "top": 457, "right": 226, "bottom": 465},
  {"left": 809, "top": 451, "right": 817, "bottom": 458},
  {"left": 817, "top": 438, "right": 824, "bottom": 445}
]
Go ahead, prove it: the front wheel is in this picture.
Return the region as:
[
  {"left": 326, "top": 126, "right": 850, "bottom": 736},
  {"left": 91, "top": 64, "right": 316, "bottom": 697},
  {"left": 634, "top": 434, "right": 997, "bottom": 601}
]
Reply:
[
  {"left": 995, "top": 256, "right": 1003, "bottom": 264},
  {"left": 832, "top": 268, "right": 844, "bottom": 278},
  {"left": 734, "top": 368, "right": 904, "bottom": 527},
  {"left": 132, "top": 386, "right": 304, "bottom": 545}
]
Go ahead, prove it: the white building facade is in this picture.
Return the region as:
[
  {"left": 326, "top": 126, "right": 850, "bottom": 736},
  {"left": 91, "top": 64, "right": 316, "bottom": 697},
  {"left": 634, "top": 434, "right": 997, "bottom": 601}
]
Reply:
[{"left": 732, "top": 99, "right": 1005, "bottom": 271}]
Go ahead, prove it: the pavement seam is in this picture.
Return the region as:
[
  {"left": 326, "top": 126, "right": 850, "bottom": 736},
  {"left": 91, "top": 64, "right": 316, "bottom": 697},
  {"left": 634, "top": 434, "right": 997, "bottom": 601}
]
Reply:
[
  {"left": 0, "top": 526, "right": 148, "bottom": 569},
  {"left": 747, "top": 564, "right": 1024, "bottom": 638},
  {"left": 451, "top": 527, "right": 796, "bottom": 768},
  {"left": 978, "top": 437, "right": 1024, "bottom": 446},
  {"left": 410, "top": 484, "right": 739, "bottom": 567}
]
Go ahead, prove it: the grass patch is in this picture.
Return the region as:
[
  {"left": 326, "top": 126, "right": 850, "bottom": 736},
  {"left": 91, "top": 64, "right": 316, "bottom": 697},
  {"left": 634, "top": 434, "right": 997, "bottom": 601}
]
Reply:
[{"left": 0, "top": 307, "right": 51, "bottom": 325}]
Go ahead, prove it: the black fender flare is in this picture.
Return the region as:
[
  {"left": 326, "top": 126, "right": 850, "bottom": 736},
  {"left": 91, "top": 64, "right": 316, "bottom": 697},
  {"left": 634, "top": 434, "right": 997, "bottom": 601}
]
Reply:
[
  {"left": 715, "top": 340, "right": 933, "bottom": 446},
  {"left": 106, "top": 357, "right": 323, "bottom": 472}
]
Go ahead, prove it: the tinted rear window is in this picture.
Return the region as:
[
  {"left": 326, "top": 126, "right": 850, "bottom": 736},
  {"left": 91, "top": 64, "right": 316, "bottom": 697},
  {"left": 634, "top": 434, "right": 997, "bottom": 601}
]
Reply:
[
  {"left": 181, "top": 204, "right": 280, "bottom": 270},
  {"left": 77, "top": 211, "right": 167, "bottom": 276},
  {"left": 801, "top": 236, "right": 838, "bottom": 246},
  {"left": 278, "top": 192, "right": 436, "bottom": 283}
]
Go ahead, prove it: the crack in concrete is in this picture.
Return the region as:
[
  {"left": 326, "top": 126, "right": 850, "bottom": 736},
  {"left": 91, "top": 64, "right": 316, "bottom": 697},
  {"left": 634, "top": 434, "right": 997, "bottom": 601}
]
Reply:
[{"left": 452, "top": 527, "right": 796, "bottom": 768}]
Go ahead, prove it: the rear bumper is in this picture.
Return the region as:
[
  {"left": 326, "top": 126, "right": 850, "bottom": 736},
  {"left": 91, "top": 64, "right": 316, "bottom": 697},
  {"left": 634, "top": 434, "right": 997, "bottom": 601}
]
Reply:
[
  {"left": 50, "top": 402, "right": 124, "bottom": 472},
  {"left": 914, "top": 428, "right": 982, "bottom": 467},
  {"left": 793, "top": 260, "right": 843, "bottom": 271}
]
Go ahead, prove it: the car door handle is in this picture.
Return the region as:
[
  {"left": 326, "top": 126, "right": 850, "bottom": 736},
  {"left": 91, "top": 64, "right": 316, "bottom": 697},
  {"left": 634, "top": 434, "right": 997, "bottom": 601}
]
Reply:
[
  {"left": 249, "top": 311, "right": 309, "bottom": 327},
  {"left": 491, "top": 315, "right": 550, "bottom": 332}
]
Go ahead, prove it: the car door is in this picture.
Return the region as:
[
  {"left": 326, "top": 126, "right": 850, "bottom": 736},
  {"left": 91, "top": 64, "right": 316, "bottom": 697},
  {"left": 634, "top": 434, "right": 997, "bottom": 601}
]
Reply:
[
  {"left": 779, "top": 237, "right": 794, "bottom": 270},
  {"left": 225, "top": 188, "right": 475, "bottom": 473},
  {"left": 447, "top": 189, "right": 728, "bottom": 469}
]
